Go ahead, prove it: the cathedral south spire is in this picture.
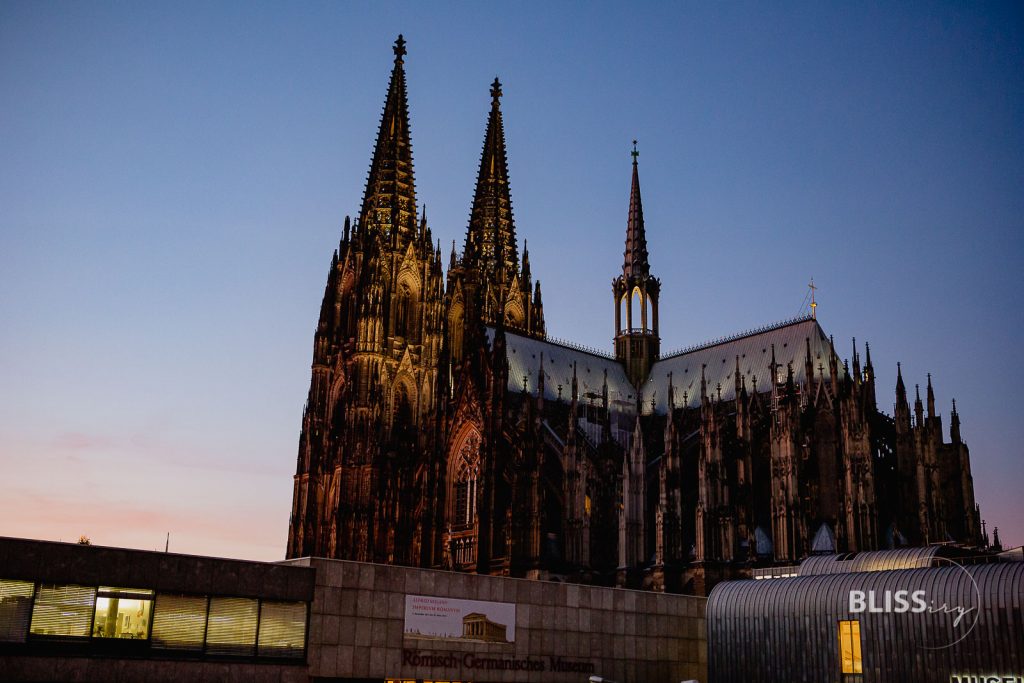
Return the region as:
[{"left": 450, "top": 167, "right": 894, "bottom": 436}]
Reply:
[
  {"left": 463, "top": 77, "right": 519, "bottom": 285},
  {"left": 614, "top": 141, "right": 660, "bottom": 387},
  {"left": 359, "top": 34, "right": 417, "bottom": 240}
]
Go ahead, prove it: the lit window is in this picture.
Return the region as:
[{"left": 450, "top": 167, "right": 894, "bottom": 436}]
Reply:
[
  {"left": 205, "top": 596, "right": 258, "bottom": 656},
  {"left": 584, "top": 494, "right": 592, "bottom": 516},
  {"left": 29, "top": 584, "right": 96, "bottom": 637},
  {"left": 92, "top": 587, "right": 153, "bottom": 639},
  {"left": 838, "top": 619, "right": 863, "bottom": 674},
  {"left": 257, "top": 600, "right": 306, "bottom": 658},
  {"left": 152, "top": 593, "right": 208, "bottom": 651},
  {"left": 0, "top": 579, "right": 35, "bottom": 643}
]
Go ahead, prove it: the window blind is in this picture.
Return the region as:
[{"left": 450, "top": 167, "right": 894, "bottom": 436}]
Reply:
[
  {"left": 204, "top": 597, "right": 257, "bottom": 656},
  {"left": 0, "top": 579, "right": 34, "bottom": 643},
  {"left": 151, "top": 593, "right": 207, "bottom": 651},
  {"left": 257, "top": 601, "right": 306, "bottom": 658},
  {"left": 29, "top": 584, "right": 95, "bottom": 637}
]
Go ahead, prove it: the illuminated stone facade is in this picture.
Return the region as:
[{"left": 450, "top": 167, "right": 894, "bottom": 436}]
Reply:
[{"left": 286, "top": 36, "right": 984, "bottom": 595}]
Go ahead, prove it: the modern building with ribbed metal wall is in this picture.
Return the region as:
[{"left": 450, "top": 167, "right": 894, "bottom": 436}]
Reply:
[{"left": 707, "top": 548, "right": 1023, "bottom": 683}]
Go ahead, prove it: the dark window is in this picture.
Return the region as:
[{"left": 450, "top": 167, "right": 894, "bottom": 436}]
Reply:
[{"left": 0, "top": 579, "right": 34, "bottom": 643}]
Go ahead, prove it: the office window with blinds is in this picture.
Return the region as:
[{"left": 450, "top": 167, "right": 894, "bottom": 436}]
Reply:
[
  {"left": 205, "top": 596, "right": 258, "bottom": 656},
  {"left": 29, "top": 584, "right": 96, "bottom": 637},
  {"left": 151, "top": 593, "right": 208, "bottom": 651},
  {"left": 0, "top": 579, "right": 35, "bottom": 643},
  {"left": 257, "top": 600, "right": 306, "bottom": 658}
]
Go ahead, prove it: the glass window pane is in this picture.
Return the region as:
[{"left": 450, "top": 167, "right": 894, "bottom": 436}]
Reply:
[
  {"left": 851, "top": 620, "right": 863, "bottom": 674},
  {"left": 205, "top": 597, "right": 258, "bottom": 656},
  {"left": 152, "top": 594, "right": 208, "bottom": 651},
  {"left": 29, "top": 584, "right": 96, "bottom": 637},
  {"left": 97, "top": 587, "right": 154, "bottom": 599},
  {"left": 92, "top": 593, "right": 153, "bottom": 639},
  {"left": 839, "top": 620, "right": 862, "bottom": 675},
  {"left": 0, "top": 579, "right": 35, "bottom": 643},
  {"left": 257, "top": 601, "right": 306, "bottom": 658}
]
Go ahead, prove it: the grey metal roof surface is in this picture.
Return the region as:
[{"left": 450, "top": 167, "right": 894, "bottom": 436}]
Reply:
[
  {"left": 642, "top": 316, "right": 844, "bottom": 414},
  {"left": 798, "top": 547, "right": 943, "bottom": 576},
  {"left": 486, "top": 328, "right": 638, "bottom": 414}
]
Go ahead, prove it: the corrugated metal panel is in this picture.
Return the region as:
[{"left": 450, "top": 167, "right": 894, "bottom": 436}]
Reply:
[
  {"left": 644, "top": 317, "right": 845, "bottom": 414},
  {"left": 707, "top": 562, "right": 1024, "bottom": 683},
  {"left": 798, "top": 547, "right": 942, "bottom": 576}
]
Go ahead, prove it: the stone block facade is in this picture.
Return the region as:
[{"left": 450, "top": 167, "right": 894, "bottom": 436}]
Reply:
[{"left": 289, "top": 557, "right": 707, "bottom": 682}]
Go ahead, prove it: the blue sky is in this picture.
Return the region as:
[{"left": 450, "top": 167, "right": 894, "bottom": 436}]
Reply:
[{"left": 1, "top": 1, "right": 1021, "bottom": 558}]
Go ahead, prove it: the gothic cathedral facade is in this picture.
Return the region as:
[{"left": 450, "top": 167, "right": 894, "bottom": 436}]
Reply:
[{"left": 286, "top": 37, "right": 983, "bottom": 594}]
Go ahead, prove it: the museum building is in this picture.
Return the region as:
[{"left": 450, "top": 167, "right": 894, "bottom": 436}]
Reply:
[
  {"left": 0, "top": 536, "right": 707, "bottom": 682},
  {"left": 706, "top": 546, "right": 1023, "bottom": 683}
]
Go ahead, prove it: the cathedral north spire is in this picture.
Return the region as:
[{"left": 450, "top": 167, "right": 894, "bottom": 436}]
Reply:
[
  {"left": 359, "top": 34, "right": 416, "bottom": 240},
  {"left": 463, "top": 77, "right": 518, "bottom": 283}
]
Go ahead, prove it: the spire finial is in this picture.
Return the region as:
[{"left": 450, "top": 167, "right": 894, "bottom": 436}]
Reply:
[
  {"left": 808, "top": 277, "right": 818, "bottom": 319},
  {"left": 490, "top": 77, "right": 502, "bottom": 103},
  {"left": 631, "top": 139, "right": 639, "bottom": 162},
  {"left": 393, "top": 34, "right": 407, "bottom": 61}
]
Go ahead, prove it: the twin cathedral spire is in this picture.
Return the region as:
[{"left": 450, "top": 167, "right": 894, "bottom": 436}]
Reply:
[
  {"left": 353, "top": 35, "right": 653, "bottom": 355},
  {"left": 462, "top": 77, "right": 519, "bottom": 285},
  {"left": 359, "top": 35, "right": 417, "bottom": 242}
]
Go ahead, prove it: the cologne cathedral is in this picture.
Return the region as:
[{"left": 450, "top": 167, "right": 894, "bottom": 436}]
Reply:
[{"left": 286, "top": 37, "right": 983, "bottom": 594}]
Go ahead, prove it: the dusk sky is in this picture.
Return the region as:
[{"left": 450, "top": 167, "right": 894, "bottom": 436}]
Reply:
[{"left": 2, "top": 2, "right": 1021, "bottom": 560}]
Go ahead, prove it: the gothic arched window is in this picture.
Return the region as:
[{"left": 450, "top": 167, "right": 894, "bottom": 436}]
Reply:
[
  {"left": 449, "top": 303, "right": 465, "bottom": 363},
  {"left": 631, "top": 287, "right": 643, "bottom": 332},
  {"left": 394, "top": 284, "right": 412, "bottom": 338},
  {"left": 448, "top": 431, "right": 480, "bottom": 531},
  {"left": 392, "top": 382, "right": 414, "bottom": 437}
]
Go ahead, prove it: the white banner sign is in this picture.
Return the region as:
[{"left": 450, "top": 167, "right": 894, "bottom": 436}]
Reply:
[{"left": 404, "top": 594, "right": 515, "bottom": 643}]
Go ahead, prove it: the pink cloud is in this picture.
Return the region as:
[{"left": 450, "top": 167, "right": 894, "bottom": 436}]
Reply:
[{"left": 52, "top": 431, "right": 118, "bottom": 451}]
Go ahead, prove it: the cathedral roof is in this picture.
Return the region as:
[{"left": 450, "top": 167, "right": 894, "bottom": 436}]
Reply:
[
  {"left": 642, "top": 315, "right": 845, "bottom": 414},
  {"left": 486, "top": 327, "right": 638, "bottom": 413},
  {"left": 489, "top": 316, "right": 845, "bottom": 417}
]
